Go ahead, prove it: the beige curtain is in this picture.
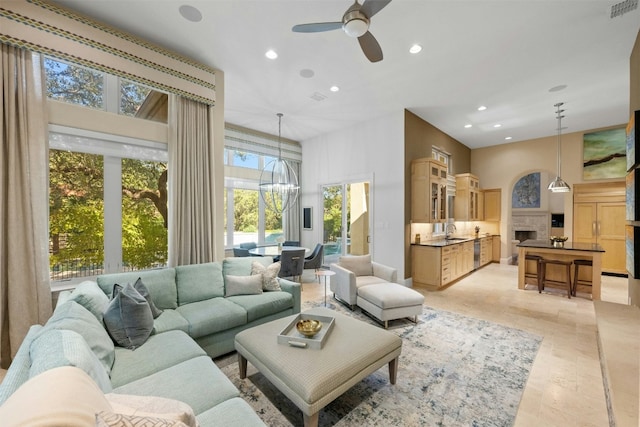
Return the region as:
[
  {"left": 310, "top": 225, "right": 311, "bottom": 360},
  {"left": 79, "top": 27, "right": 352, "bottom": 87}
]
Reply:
[
  {"left": 0, "top": 44, "right": 52, "bottom": 368},
  {"left": 168, "top": 94, "right": 219, "bottom": 266},
  {"left": 284, "top": 161, "right": 301, "bottom": 242}
]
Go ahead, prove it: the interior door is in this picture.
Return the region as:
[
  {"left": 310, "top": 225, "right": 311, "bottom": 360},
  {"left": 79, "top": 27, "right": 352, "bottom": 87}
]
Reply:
[{"left": 322, "top": 181, "right": 370, "bottom": 264}]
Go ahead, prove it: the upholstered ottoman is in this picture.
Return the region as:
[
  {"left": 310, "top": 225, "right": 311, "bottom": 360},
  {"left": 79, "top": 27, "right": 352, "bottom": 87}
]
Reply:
[{"left": 357, "top": 283, "right": 424, "bottom": 328}]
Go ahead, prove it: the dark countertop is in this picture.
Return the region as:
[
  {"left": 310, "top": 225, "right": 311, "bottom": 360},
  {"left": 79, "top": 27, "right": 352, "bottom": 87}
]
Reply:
[
  {"left": 516, "top": 239, "right": 605, "bottom": 252},
  {"left": 412, "top": 235, "right": 497, "bottom": 247}
]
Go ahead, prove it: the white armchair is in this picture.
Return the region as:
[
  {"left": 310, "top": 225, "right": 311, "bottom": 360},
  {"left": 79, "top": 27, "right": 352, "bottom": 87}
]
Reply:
[{"left": 329, "top": 254, "right": 397, "bottom": 309}]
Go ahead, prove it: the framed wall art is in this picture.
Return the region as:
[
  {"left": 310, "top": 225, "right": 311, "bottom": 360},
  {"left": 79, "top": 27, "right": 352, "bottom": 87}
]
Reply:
[{"left": 583, "top": 127, "right": 626, "bottom": 180}]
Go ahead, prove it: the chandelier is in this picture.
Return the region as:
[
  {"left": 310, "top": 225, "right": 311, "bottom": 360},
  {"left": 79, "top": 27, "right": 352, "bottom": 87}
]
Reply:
[
  {"left": 259, "top": 113, "right": 300, "bottom": 213},
  {"left": 548, "top": 102, "right": 571, "bottom": 193}
]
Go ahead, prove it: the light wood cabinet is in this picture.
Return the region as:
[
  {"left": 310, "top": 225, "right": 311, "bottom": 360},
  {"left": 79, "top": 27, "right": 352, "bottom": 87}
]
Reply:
[
  {"left": 482, "top": 189, "right": 501, "bottom": 222},
  {"left": 480, "top": 236, "right": 492, "bottom": 266},
  {"left": 411, "top": 158, "right": 448, "bottom": 223},
  {"left": 573, "top": 182, "right": 625, "bottom": 274},
  {"left": 455, "top": 173, "right": 481, "bottom": 221},
  {"left": 492, "top": 236, "right": 501, "bottom": 262},
  {"left": 412, "top": 241, "right": 475, "bottom": 289}
]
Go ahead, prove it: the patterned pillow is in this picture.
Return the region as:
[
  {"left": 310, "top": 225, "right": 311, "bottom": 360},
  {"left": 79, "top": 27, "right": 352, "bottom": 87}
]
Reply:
[
  {"left": 225, "top": 274, "right": 264, "bottom": 297},
  {"left": 251, "top": 261, "right": 282, "bottom": 291},
  {"left": 96, "top": 411, "right": 188, "bottom": 427},
  {"left": 103, "top": 283, "right": 154, "bottom": 349}
]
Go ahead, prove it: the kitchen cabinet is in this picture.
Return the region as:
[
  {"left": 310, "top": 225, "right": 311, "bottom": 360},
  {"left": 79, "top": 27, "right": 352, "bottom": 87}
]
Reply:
[
  {"left": 480, "top": 236, "right": 492, "bottom": 266},
  {"left": 455, "top": 173, "right": 481, "bottom": 221},
  {"left": 482, "top": 189, "right": 501, "bottom": 222},
  {"left": 492, "top": 236, "right": 500, "bottom": 262},
  {"left": 412, "top": 240, "right": 475, "bottom": 289},
  {"left": 411, "top": 158, "right": 448, "bottom": 223},
  {"left": 573, "top": 182, "right": 625, "bottom": 274}
]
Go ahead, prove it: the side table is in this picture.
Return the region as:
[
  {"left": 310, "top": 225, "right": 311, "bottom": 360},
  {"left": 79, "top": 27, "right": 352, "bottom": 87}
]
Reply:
[{"left": 315, "top": 270, "right": 336, "bottom": 307}]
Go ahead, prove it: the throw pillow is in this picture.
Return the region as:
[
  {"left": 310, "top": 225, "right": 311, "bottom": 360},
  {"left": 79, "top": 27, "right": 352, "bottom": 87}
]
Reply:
[
  {"left": 224, "top": 274, "right": 264, "bottom": 297},
  {"left": 132, "top": 277, "right": 163, "bottom": 318},
  {"left": 251, "top": 261, "right": 282, "bottom": 291},
  {"left": 103, "top": 283, "right": 154, "bottom": 349},
  {"left": 0, "top": 366, "right": 113, "bottom": 427},
  {"left": 67, "top": 280, "right": 110, "bottom": 322},
  {"left": 105, "top": 394, "right": 198, "bottom": 427},
  {"left": 96, "top": 412, "right": 188, "bottom": 427},
  {"left": 339, "top": 254, "right": 373, "bottom": 276}
]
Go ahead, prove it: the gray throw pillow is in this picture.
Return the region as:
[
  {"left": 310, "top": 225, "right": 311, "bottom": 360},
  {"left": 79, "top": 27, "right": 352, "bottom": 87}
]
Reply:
[
  {"left": 225, "top": 274, "right": 264, "bottom": 297},
  {"left": 133, "top": 277, "right": 163, "bottom": 319},
  {"left": 103, "top": 283, "right": 154, "bottom": 350}
]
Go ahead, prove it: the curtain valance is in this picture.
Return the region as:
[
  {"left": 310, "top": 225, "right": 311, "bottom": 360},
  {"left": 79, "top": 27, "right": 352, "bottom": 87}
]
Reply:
[
  {"left": 0, "top": 0, "right": 216, "bottom": 105},
  {"left": 225, "top": 124, "right": 302, "bottom": 163}
]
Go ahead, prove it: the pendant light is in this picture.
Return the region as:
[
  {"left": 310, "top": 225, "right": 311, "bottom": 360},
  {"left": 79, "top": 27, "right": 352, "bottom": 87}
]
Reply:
[
  {"left": 548, "top": 102, "right": 571, "bottom": 193},
  {"left": 259, "top": 113, "right": 300, "bottom": 213}
]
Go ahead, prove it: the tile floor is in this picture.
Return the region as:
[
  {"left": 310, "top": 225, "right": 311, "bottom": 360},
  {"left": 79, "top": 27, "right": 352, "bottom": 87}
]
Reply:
[{"left": 300, "top": 263, "right": 630, "bottom": 427}]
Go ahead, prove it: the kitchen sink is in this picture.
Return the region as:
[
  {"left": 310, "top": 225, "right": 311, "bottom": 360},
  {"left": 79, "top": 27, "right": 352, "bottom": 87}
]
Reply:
[{"left": 445, "top": 237, "right": 469, "bottom": 241}]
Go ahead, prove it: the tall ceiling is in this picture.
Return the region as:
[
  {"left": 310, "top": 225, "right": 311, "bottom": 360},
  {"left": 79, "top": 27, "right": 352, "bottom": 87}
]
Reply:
[{"left": 51, "top": 0, "right": 640, "bottom": 149}]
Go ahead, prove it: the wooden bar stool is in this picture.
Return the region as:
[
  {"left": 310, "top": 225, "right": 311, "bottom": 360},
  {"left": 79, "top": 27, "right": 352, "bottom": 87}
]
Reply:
[
  {"left": 540, "top": 258, "right": 572, "bottom": 298},
  {"left": 572, "top": 259, "right": 593, "bottom": 297},
  {"left": 524, "top": 254, "right": 543, "bottom": 290}
]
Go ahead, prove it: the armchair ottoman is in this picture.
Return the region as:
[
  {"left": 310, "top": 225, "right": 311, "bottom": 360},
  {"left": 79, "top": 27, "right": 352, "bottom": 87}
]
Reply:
[{"left": 357, "top": 283, "right": 424, "bottom": 328}]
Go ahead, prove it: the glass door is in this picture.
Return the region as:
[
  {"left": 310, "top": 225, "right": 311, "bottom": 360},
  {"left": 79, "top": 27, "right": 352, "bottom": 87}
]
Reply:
[{"left": 322, "top": 181, "right": 370, "bottom": 264}]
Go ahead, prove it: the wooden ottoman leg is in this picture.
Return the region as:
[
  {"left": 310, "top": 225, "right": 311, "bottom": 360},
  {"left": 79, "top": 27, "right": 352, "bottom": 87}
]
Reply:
[
  {"left": 303, "top": 411, "right": 319, "bottom": 427},
  {"left": 238, "top": 353, "right": 248, "bottom": 379},
  {"left": 388, "top": 357, "right": 398, "bottom": 385}
]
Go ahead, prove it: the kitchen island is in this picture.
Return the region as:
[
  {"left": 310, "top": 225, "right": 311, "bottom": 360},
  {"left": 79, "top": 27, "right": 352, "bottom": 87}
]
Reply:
[{"left": 517, "top": 239, "right": 605, "bottom": 300}]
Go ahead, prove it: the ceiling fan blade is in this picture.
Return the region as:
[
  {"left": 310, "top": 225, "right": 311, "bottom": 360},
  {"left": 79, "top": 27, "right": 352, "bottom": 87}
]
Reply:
[
  {"left": 358, "top": 31, "right": 383, "bottom": 62},
  {"left": 292, "top": 22, "right": 343, "bottom": 33},
  {"left": 360, "top": 0, "right": 392, "bottom": 18}
]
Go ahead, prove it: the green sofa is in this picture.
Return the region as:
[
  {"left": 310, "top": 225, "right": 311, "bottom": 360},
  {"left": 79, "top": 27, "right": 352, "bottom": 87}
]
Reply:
[{"left": 0, "top": 257, "right": 300, "bottom": 426}]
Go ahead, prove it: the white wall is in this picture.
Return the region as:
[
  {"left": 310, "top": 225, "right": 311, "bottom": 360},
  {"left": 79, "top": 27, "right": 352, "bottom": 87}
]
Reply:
[{"left": 300, "top": 111, "right": 407, "bottom": 280}]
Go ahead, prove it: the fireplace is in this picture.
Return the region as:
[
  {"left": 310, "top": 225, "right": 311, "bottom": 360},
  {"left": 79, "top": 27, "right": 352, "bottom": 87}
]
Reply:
[
  {"left": 512, "top": 212, "right": 550, "bottom": 242},
  {"left": 515, "top": 230, "right": 537, "bottom": 242}
]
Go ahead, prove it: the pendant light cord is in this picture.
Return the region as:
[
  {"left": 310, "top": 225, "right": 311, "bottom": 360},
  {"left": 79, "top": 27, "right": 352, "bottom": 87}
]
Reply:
[{"left": 555, "top": 102, "right": 564, "bottom": 177}]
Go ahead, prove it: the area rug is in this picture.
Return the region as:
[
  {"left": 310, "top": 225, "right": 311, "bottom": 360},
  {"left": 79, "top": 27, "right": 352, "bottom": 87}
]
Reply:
[{"left": 218, "top": 299, "right": 542, "bottom": 427}]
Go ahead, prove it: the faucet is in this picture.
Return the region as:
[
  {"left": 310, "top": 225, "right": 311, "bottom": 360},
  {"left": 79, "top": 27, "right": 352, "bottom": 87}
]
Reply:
[{"left": 445, "top": 223, "right": 457, "bottom": 239}]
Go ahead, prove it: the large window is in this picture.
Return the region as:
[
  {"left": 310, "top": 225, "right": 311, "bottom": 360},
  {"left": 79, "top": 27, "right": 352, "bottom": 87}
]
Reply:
[{"left": 45, "top": 57, "right": 168, "bottom": 282}]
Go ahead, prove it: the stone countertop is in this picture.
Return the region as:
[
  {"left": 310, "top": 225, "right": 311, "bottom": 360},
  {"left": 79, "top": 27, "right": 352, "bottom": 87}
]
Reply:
[
  {"left": 516, "top": 239, "right": 605, "bottom": 252},
  {"left": 413, "top": 234, "right": 498, "bottom": 247}
]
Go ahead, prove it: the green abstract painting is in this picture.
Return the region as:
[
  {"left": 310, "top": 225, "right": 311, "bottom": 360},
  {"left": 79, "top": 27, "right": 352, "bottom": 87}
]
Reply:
[{"left": 583, "top": 127, "right": 626, "bottom": 180}]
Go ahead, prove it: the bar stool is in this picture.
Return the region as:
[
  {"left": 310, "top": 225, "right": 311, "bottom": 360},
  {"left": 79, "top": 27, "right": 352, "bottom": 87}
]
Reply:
[
  {"left": 524, "top": 254, "right": 543, "bottom": 290},
  {"left": 540, "top": 258, "right": 572, "bottom": 298},
  {"left": 572, "top": 259, "right": 593, "bottom": 297}
]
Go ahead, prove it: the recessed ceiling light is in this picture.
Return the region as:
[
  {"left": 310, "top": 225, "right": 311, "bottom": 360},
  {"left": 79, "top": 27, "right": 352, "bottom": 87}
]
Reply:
[
  {"left": 549, "top": 84, "right": 567, "bottom": 92},
  {"left": 179, "top": 5, "right": 202, "bottom": 22},
  {"left": 505, "top": 136, "right": 512, "bottom": 140},
  {"left": 409, "top": 44, "right": 422, "bottom": 54},
  {"left": 330, "top": 86, "right": 340, "bottom": 92},
  {"left": 464, "top": 124, "right": 472, "bottom": 128},
  {"left": 265, "top": 50, "right": 278, "bottom": 60},
  {"left": 493, "top": 124, "right": 502, "bottom": 128},
  {"left": 478, "top": 106, "right": 487, "bottom": 111}
]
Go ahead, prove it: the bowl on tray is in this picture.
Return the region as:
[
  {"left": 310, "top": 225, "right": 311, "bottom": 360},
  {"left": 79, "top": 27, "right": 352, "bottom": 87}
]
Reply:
[{"left": 296, "top": 319, "right": 323, "bottom": 338}]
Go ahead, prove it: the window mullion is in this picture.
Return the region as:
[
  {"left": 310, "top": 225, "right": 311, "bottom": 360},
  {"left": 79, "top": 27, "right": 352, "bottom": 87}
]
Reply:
[
  {"left": 104, "top": 156, "right": 122, "bottom": 273},
  {"left": 104, "top": 74, "right": 119, "bottom": 114}
]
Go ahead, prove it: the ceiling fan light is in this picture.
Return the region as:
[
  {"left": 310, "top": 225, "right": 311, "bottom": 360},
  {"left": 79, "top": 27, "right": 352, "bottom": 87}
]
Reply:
[{"left": 343, "top": 12, "right": 369, "bottom": 37}]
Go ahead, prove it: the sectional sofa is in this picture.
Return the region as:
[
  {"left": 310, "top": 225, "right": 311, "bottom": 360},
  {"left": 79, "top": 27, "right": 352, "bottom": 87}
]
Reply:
[{"left": 0, "top": 257, "right": 300, "bottom": 426}]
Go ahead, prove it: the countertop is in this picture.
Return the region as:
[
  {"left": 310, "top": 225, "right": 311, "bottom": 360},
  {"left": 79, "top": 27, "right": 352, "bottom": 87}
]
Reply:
[
  {"left": 412, "top": 234, "right": 497, "bottom": 247},
  {"left": 516, "top": 239, "right": 605, "bottom": 252}
]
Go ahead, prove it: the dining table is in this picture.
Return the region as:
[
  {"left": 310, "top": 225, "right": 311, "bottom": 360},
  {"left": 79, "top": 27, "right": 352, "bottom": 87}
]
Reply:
[{"left": 248, "top": 246, "right": 310, "bottom": 257}]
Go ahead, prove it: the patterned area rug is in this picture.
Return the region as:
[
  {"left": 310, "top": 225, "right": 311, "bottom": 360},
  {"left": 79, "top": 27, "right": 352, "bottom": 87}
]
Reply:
[{"left": 218, "top": 299, "right": 542, "bottom": 426}]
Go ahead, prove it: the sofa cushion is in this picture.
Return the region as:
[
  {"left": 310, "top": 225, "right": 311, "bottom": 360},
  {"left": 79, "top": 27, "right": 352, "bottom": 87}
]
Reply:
[
  {"left": 44, "top": 300, "right": 115, "bottom": 374},
  {"left": 176, "top": 298, "right": 247, "bottom": 338},
  {"left": 0, "top": 366, "right": 113, "bottom": 427},
  {"left": 227, "top": 291, "right": 294, "bottom": 322},
  {"left": 251, "top": 261, "right": 281, "bottom": 291},
  {"left": 105, "top": 393, "right": 198, "bottom": 427},
  {"left": 222, "top": 257, "right": 273, "bottom": 278},
  {"left": 339, "top": 254, "right": 373, "bottom": 276},
  {"left": 152, "top": 309, "right": 190, "bottom": 335},
  {"left": 225, "top": 274, "right": 263, "bottom": 297},
  {"left": 104, "top": 283, "right": 154, "bottom": 350},
  {"left": 109, "top": 330, "right": 206, "bottom": 388},
  {"left": 29, "top": 328, "right": 112, "bottom": 393},
  {"left": 66, "top": 280, "right": 110, "bottom": 321},
  {"left": 0, "top": 324, "right": 43, "bottom": 406},
  {"left": 132, "top": 277, "right": 163, "bottom": 318},
  {"left": 355, "top": 275, "right": 391, "bottom": 288},
  {"left": 175, "top": 262, "right": 225, "bottom": 304},
  {"left": 113, "top": 356, "right": 240, "bottom": 416},
  {"left": 97, "top": 268, "right": 177, "bottom": 310},
  {"left": 196, "top": 397, "right": 267, "bottom": 427}
]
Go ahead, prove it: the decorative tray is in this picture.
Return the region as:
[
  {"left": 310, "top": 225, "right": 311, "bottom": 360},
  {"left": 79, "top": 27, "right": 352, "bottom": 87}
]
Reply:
[{"left": 277, "top": 313, "right": 335, "bottom": 350}]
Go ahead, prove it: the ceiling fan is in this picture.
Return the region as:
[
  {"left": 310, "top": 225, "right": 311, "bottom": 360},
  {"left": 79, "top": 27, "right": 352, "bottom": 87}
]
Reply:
[{"left": 292, "top": 0, "right": 392, "bottom": 63}]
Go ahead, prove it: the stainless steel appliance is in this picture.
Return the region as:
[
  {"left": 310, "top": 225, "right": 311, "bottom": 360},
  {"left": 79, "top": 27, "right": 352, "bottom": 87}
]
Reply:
[{"left": 474, "top": 239, "right": 480, "bottom": 270}]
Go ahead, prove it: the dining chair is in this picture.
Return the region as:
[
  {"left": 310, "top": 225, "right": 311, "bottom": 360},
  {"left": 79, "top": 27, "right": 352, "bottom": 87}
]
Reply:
[
  {"left": 303, "top": 243, "right": 324, "bottom": 281},
  {"left": 283, "top": 241, "right": 300, "bottom": 247},
  {"left": 278, "top": 249, "right": 305, "bottom": 285},
  {"left": 233, "top": 247, "right": 250, "bottom": 257}
]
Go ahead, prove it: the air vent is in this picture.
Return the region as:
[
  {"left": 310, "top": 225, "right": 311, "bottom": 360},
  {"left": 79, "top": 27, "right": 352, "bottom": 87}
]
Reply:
[
  {"left": 309, "top": 92, "right": 327, "bottom": 102},
  {"left": 610, "top": 0, "right": 637, "bottom": 18}
]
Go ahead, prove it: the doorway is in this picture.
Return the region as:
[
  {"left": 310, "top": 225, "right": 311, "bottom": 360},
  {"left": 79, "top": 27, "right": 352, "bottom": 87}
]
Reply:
[{"left": 322, "top": 181, "right": 371, "bottom": 265}]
